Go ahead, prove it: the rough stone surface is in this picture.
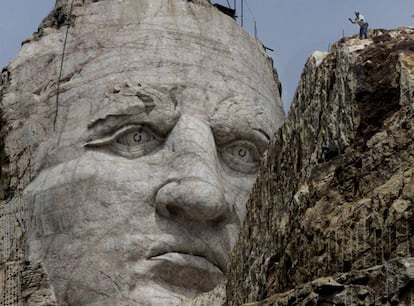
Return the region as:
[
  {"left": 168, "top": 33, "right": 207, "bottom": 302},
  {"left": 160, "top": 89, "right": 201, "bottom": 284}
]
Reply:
[
  {"left": 0, "top": 0, "right": 283, "bottom": 305},
  {"left": 226, "top": 27, "right": 414, "bottom": 305},
  {"left": 4, "top": 1, "right": 413, "bottom": 305},
  {"left": 177, "top": 282, "right": 226, "bottom": 306}
]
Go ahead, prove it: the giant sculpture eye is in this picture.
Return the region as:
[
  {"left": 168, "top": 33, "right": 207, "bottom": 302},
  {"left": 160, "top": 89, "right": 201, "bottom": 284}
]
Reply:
[
  {"left": 220, "top": 140, "right": 261, "bottom": 174},
  {"left": 114, "top": 126, "right": 156, "bottom": 148},
  {"left": 85, "top": 124, "right": 162, "bottom": 159}
]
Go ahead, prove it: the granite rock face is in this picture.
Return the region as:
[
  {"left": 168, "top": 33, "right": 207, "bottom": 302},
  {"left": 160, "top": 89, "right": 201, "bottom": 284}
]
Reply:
[
  {"left": 3, "top": 1, "right": 413, "bottom": 305},
  {"left": 227, "top": 28, "right": 414, "bottom": 305},
  {"left": 0, "top": 0, "right": 283, "bottom": 305}
]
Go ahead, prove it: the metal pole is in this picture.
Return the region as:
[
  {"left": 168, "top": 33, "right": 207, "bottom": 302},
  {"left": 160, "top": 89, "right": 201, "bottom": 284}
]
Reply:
[
  {"left": 241, "top": 0, "right": 244, "bottom": 27},
  {"left": 234, "top": 0, "right": 237, "bottom": 24},
  {"left": 254, "top": 20, "right": 257, "bottom": 38}
]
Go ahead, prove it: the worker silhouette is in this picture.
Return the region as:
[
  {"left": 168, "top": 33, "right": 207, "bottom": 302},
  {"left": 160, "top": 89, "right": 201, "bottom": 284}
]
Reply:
[{"left": 349, "top": 10, "right": 369, "bottom": 39}]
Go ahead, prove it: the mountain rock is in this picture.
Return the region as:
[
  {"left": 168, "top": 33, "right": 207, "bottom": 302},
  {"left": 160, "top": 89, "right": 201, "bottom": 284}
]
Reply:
[
  {"left": 2, "top": 1, "right": 413, "bottom": 304},
  {"left": 226, "top": 27, "right": 414, "bottom": 305}
]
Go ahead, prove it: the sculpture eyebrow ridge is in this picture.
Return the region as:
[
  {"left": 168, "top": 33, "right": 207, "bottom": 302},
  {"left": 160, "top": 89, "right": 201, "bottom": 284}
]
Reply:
[
  {"left": 253, "top": 128, "right": 271, "bottom": 142},
  {"left": 87, "top": 112, "right": 139, "bottom": 130}
]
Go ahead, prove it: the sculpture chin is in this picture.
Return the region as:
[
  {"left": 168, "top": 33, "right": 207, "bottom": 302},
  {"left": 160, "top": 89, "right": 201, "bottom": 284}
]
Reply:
[{"left": 149, "top": 252, "right": 225, "bottom": 292}]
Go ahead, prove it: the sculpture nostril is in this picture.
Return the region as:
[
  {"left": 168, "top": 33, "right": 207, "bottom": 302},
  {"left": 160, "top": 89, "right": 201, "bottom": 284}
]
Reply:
[{"left": 166, "top": 204, "right": 184, "bottom": 217}]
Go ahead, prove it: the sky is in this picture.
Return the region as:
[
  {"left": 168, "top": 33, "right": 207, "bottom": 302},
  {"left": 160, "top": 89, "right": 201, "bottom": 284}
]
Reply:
[{"left": 0, "top": 0, "right": 413, "bottom": 112}]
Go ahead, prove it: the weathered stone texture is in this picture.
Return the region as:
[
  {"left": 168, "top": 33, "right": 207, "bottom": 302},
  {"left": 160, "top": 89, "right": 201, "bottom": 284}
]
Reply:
[
  {"left": 1, "top": 0, "right": 283, "bottom": 305},
  {"left": 3, "top": 1, "right": 414, "bottom": 304},
  {"left": 178, "top": 282, "right": 226, "bottom": 306},
  {"left": 226, "top": 27, "right": 414, "bottom": 305}
]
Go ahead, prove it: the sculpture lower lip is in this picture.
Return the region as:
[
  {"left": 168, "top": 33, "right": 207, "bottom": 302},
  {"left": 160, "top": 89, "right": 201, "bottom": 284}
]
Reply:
[
  {"left": 148, "top": 252, "right": 225, "bottom": 291},
  {"left": 150, "top": 252, "right": 223, "bottom": 273}
]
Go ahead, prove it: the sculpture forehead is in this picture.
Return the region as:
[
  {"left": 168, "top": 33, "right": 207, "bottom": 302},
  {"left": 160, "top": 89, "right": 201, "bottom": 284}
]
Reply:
[
  {"left": 63, "top": 31, "right": 272, "bottom": 100},
  {"left": 6, "top": 0, "right": 282, "bottom": 125},
  {"left": 55, "top": 0, "right": 279, "bottom": 101},
  {"left": 59, "top": 35, "right": 279, "bottom": 123}
]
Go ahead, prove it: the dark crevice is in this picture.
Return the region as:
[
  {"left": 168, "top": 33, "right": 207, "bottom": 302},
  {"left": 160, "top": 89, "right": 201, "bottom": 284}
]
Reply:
[
  {"left": 34, "top": 0, "right": 77, "bottom": 41},
  {"left": 0, "top": 68, "right": 11, "bottom": 201},
  {"left": 353, "top": 40, "right": 402, "bottom": 148}
]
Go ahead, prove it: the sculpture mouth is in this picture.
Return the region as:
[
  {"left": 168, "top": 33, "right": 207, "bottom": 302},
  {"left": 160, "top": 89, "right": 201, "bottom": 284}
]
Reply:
[
  {"left": 150, "top": 252, "right": 224, "bottom": 274},
  {"left": 147, "top": 251, "right": 226, "bottom": 292},
  {"left": 147, "top": 243, "right": 228, "bottom": 275}
]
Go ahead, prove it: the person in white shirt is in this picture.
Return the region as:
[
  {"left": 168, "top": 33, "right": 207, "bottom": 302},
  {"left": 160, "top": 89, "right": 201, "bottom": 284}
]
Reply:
[{"left": 349, "top": 10, "right": 369, "bottom": 39}]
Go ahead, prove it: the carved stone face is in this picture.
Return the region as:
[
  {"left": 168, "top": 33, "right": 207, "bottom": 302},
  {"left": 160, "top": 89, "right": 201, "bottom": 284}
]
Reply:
[{"left": 5, "top": 1, "right": 284, "bottom": 305}]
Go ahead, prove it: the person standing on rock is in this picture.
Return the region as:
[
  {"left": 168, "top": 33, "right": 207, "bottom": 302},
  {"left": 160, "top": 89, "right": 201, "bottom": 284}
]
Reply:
[{"left": 349, "top": 10, "right": 369, "bottom": 39}]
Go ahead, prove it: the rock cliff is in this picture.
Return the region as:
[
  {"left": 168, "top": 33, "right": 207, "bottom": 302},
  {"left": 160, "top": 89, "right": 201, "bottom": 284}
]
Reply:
[
  {"left": 2, "top": 1, "right": 414, "bottom": 304},
  {"left": 226, "top": 27, "right": 414, "bottom": 305}
]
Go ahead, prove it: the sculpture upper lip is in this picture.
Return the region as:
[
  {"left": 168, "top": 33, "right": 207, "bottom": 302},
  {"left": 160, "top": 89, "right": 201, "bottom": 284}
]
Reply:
[{"left": 146, "top": 239, "right": 228, "bottom": 274}]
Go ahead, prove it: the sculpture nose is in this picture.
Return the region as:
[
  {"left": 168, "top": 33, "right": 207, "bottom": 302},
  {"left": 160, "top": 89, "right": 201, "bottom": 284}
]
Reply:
[{"left": 154, "top": 179, "right": 227, "bottom": 221}]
